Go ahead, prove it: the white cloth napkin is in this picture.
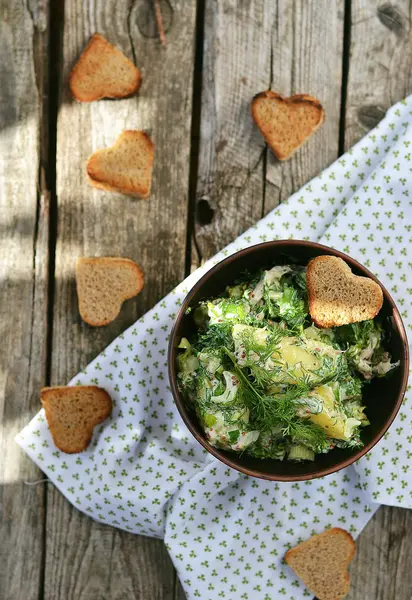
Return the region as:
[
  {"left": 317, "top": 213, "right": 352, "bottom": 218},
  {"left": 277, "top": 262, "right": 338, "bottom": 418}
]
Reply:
[{"left": 17, "top": 97, "right": 412, "bottom": 600}]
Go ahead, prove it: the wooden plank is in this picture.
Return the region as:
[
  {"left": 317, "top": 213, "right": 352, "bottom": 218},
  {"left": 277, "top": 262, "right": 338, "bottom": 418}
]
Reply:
[
  {"left": 45, "top": 1, "right": 197, "bottom": 599},
  {"left": 348, "top": 506, "right": 412, "bottom": 600},
  {"left": 0, "top": 1, "right": 49, "bottom": 599},
  {"left": 174, "top": 578, "right": 187, "bottom": 600},
  {"left": 264, "top": 0, "right": 344, "bottom": 213},
  {"left": 192, "top": 0, "right": 273, "bottom": 267},
  {"left": 193, "top": 2, "right": 412, "bottom": 599},
  {"left": 344, "top": 0, "right": 412, "bottom": 150},
  {"left": 344, "top": 3, "right": 412, "bottom": 598},
  {"left": 192, "top": 0, "right": 344, "bottom": 269}
]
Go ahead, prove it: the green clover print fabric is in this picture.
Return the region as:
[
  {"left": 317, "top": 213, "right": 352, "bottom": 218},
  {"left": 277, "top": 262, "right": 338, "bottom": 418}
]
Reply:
[{"left": 17, "top": 96, "right": 411, "bottom": 600}]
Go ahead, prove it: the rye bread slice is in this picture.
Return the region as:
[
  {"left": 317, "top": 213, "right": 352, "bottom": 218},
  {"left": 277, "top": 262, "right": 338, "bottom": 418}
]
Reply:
[
  {"left": 41, "top": 386, "right": 112, "bottom": 454},
  {"left": 69, "top": 33, "right": 141, "bottom": 102},
  {"left": 76, "top": 257, "right": 144, "bottom": 326},
  {"left": 251, "top": 91, "right": 325, "bottom": 160},
  {"left": 307, "top": 255, "right": 383, "bottom": 328},
  {"left": 285, "top": 528, "right": 355, "bottom": 600},
  {"left": 87, "top": 130, "right": 154, "bottom": 198}
]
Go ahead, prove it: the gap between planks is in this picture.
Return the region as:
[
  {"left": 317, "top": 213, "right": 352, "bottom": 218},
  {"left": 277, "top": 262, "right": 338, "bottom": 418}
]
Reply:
[
  {"left": 42, "top": 1, "right": 201, "bottom": 599},
  {"left": 184, "top": 0, "right": 206, "bottom": 277},
  {"left": 39, "top": 1, "right": 66, "bottom": 599},
  {"left": 338, "top": 0, "right": 352, "bottom": 157}
]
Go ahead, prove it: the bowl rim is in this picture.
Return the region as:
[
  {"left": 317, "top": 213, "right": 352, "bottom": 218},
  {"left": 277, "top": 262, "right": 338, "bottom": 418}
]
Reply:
[{"left": 168, "top": 239, "right": 410, "bottom": 481}]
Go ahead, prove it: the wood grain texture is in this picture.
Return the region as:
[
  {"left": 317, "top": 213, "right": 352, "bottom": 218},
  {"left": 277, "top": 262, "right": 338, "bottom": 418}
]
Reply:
[
  {"left": 46, "top": 1, "right": 197, "bottom": 598},
  {"left": 345, "top": 0, "right": 412, "bottom": 149},
  {"left": 174, "top": 577, "right": 187, "bottom": 600},
  {"left": 192, "top": 0, "right": 344, "bottom": 268},
  {"left": 344, "top": 3, "right": 412, "bottom": 599},
  {"left": 264, "top": 0, "right": 344, "bottom": 213},
  {"left": 192, "top": 0, "right": 274, "bottom": 267},
  {"left": 348, "top": 506, "right": 412, "bottom": 600},
  {"left": 0, "top": 1, "right": 48, "bottom": 599}
]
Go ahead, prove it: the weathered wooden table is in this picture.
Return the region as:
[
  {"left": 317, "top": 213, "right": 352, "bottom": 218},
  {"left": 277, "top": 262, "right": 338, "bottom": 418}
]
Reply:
[{"left": 2, "top": 1, "right": 412, "bottom": 598}]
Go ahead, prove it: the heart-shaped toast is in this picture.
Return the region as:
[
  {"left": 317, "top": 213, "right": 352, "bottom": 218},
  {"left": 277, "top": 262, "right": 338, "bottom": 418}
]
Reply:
[
  {"left": 41, "top": 386, "right": 112, "bottom": 453},
  {"left": 69, "top": 33, "right": 141, "bottom": 102},
  {"left": 285, "top": 528, "right": 355, "bottom": 600},
  {"left": 307, "top": 255, "right": 383, "bottom": 328},
  {"left": 87, "top": 130, "right": 154, "bottom": 198},
  {"left": 76, "top": 257, "right": 144, "bottom": 326},
  {"left": 251, "top": 91, "right": 324, "bottom": 160}
]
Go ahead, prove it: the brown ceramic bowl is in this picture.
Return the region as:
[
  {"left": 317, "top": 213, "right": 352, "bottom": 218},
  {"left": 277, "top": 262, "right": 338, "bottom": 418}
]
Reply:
[{"left": 168, "top": 240, "right": 409, "bottom": 481}]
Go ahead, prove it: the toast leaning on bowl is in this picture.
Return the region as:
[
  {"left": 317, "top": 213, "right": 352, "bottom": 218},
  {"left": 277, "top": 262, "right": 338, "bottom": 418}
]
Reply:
[{"left": 307, "top": 256, "right": 383, "bottom": 328}]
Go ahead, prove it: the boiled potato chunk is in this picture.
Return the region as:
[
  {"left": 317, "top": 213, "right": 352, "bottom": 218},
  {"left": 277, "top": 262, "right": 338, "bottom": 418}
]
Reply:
[
  {"left": 279, "top": 337, "right": 320, "bottom": 381},
  {"left": 308, "top": 385, "right": 360, "bottom": 440},
  {"left": 233, "top": 325, "right": 327, "bottom": 384}
]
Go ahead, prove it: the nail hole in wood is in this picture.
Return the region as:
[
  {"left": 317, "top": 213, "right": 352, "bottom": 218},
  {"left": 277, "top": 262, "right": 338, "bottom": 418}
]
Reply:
[
  {"left": 377, "top": 3, "right": 405, "bottom": 36},
  {"left": 357, "top": 105, "right": 386, "bottom": 129},
  {"left": 196, "top": 199, "right": 214, "bottom": 226}
]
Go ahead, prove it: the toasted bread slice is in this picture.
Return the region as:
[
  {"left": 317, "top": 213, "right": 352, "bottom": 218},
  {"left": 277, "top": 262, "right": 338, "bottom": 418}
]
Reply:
[
  {"left": 69, "top": 33, "right": 141, "bottom": 102},
  {"left": 76, "top": 257, "right": 144, "bottom": 326},
  {"left": 87, "top": 130, "right": 154, "bottom": 198},
  {"left": 285, "top": 528, "right": 355, "bottom": 600},
  {"left": 307, "top": 255, "right": 383, "bottom": 328},
  {"left": 251, "top": 91, "right": 324, "bottom": 160},
  {"left": 41, "top": 386, "right": 112, "bottom": 453}
]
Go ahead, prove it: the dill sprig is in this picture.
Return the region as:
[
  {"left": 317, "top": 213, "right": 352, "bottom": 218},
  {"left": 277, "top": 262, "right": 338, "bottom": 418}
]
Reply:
[
  {"left": 309, "top": 353, "right": 349, "bottom": 386},
  {"left": 195, "top": 322, "right": 234, "bottom": 353},
  {"left": 224, "top": 348, "right": 328, "bottom": 451},
  {"left": 239, "top": 326, "right": 285, "bottom": 361},
  {"left": 236, "top": 325, "right": 288, "bottom": 387},
  {"left": 239, "top": 325, "right": 348, "bottom": 391}
]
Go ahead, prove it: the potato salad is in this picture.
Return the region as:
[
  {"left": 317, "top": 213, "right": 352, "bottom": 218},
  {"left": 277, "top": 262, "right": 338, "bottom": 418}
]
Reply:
[{"left": 177, "top": 265, "right": 397, "bottom": 461}]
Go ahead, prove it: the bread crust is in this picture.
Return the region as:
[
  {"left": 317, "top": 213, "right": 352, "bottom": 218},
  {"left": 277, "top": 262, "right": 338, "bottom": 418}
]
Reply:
[
  {"left": 251, "top": 90, "right": 325, "bottom": 160},
  {"left": 41, "top": 386, "right": 112, "bottom": 453},
  {"left": 307, "top": 255, "right": 383, "bottom": 328},
  {"left": 285, "top": 528, "right": 356, "bottom": 600},
  {"left": 69, "top": 33, "right": 141, "bottom": 102},
  {"left": 76, "top": 257, "right": 144, "bottom": 326},
  {"left": 87, "top": 130, "right": 154, "bottom": 198},
  {"left": 285, "top": 527, "right": 356, "bottom": 563}
]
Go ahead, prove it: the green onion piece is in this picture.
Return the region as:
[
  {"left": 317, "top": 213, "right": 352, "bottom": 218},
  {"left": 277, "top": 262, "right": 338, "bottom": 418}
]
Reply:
[
  {"left": 204, "top": 414, "right": 217, "bottom": 427},
  {"left": 178, "top": 337, "right": 191, "bottom": 349},
  {"left": 288, "top": 445, "right": 315, "bottom": 461},
  {"left": 181, "top": 355, "right": 199, "bottom": 373}
]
